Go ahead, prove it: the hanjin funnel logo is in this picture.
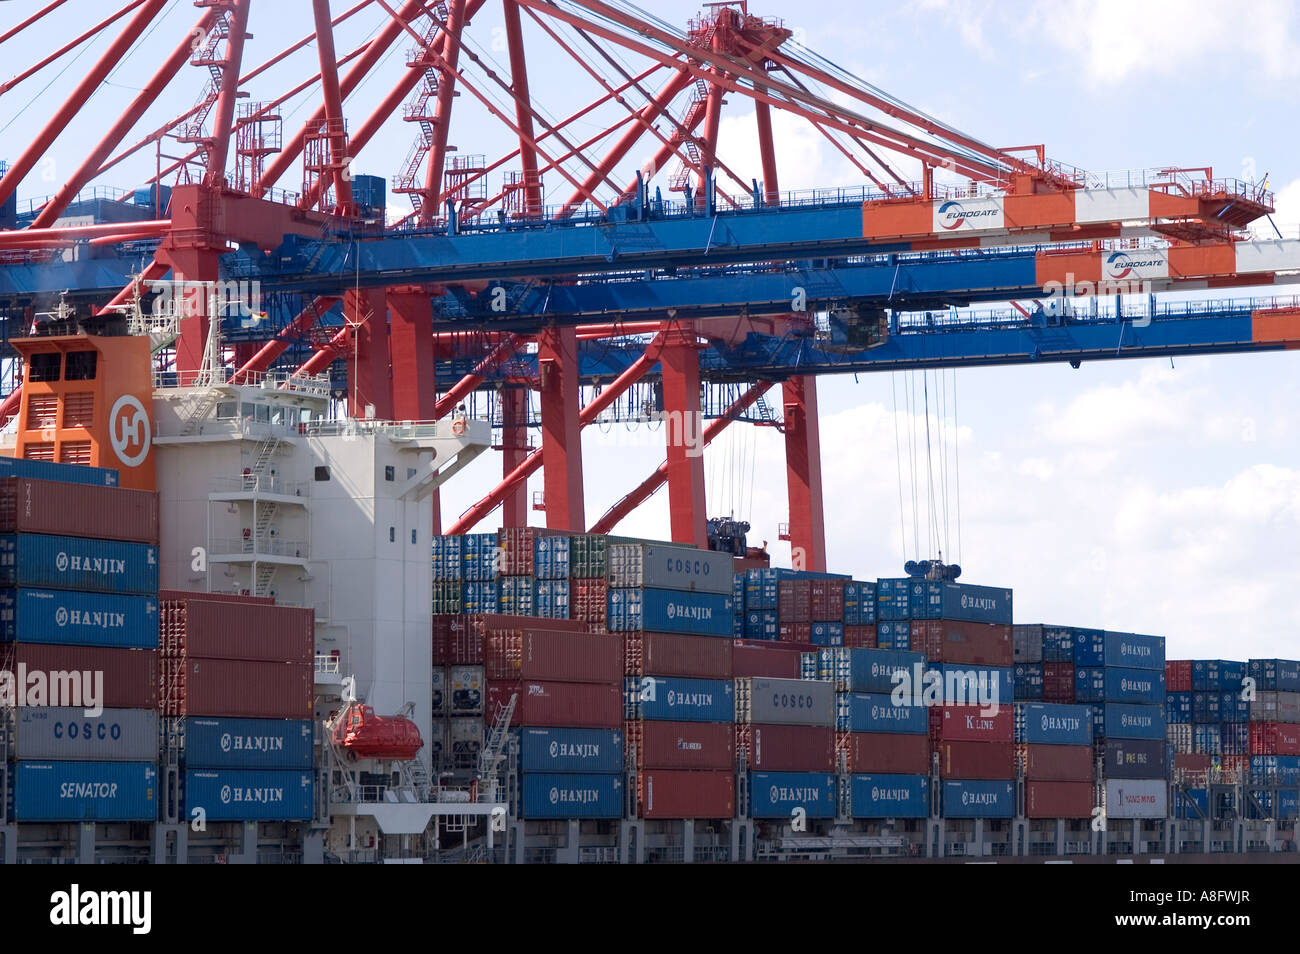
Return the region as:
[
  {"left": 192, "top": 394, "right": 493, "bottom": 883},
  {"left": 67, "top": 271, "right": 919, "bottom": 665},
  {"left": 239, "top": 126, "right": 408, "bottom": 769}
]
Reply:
[
  {"left": 55, "top": 606, "right": 68, "bottom": 627},
  {"left": 56, "top": 551, "right": 69, "bottom": 572},
  {"left": 109, "top": 395, "right": 150, "bottom": 468}
]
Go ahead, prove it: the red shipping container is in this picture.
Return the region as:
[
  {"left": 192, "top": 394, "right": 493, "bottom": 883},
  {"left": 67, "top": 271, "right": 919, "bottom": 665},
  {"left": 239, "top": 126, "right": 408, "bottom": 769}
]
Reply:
[
  {"left": 1042, "top": 662, "right": 1074, "bottom": 703},
  {"left": 839, "top": 732, "right": 930, "bottom": 774},
  {"left": 843, "top": 625, "right": 877, "bottom": 649},
  {"left": 778, "top": 622, "right": 811, "bottom": 644},
  {"left": 485, "top": 629, "right": 622, "bottom": 683},
  {"left": 0, "top": 477, "right": 160, "bottom": 544},
  {"left": 486, "top": 680, "right": 622, "bottom": 728},
  {"left": 937, "top": 740, "right": 1014, "bottom": 779},
  {"left": 777, "top": 580, "right": 811, "bottom": 623},
  {"left": 911, "top": 620, "right": 1012, "bottom": 667},
  {"left": 1020, "top": 743, "right": 1093, "bottom": 781},
  {"left": 624, "top": 632, "right": 732, "bottom": 679},
  {"left": 2, "top": 643, "right": 157, "bottom": 709},
  {"left": 436, "top": 613, "right": 595, "bottom": 665},
  {"left": 496, "top": 526, "right": 542, "bottom": 576},
  {"left": 637, "top": 769, "right": 734, "bottom": 819},
  {"left": 1174, "top": 753, "right": 1212, "bottom": 774},
  {"left": 569, "top": 579, "right": 607, "bottom": 623},
  {"left": 626, "top": 720, "right": 735, "bottom": 770},
  {"left": 1222, "top": 754, "right": 1250, "bottom": 779},
  {"left": 162, "top": 657, "right": 312, "bottom": 718},
  {"left": 1165, "top": 660, "right": 1193, "bottom": 693},
  {"left": 159, "top": 589, "right": 275, "bottom": 605},
  {"left": 738, "top": 724, "right": 834, "bottom": 771},
  {"left": 1026, "top": 780, "right": 1094, "bottom": 818},
  {"left": 161, "top": 599, "right": 314, "bottom": 664},
  {"left": 1250, "top": 722, "right": 1300, "bottom": 756},
  {"left": 732, "top": 640, "right": 802, "bottom": 678},
  {"left": 931, "top": 705, "right": 1013, "bottom": 742},
  {"left": 809, "top": 580, "right": 844, "bottom": 622}
]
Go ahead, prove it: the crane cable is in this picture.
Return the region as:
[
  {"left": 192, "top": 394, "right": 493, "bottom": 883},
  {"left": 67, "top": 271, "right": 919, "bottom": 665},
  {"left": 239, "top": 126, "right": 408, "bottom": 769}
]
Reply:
[{"left": 890, "top": 372, "right": 908, "bottom": 563}]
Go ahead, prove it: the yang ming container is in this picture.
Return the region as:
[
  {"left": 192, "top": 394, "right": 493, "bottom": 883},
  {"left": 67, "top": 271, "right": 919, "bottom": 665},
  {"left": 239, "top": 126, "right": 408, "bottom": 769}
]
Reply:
[
  {"left": 1104, "top": 778, "right": 1167, "bottom": 818},
  {"left": 624, "top": 632, "right": 732, "bottom": 679},
  {"left": 182, "top": 717, "right": 314, "bottom": 770},
  {"left": 606, "top": 543, "right": 733, "bottom": 594},
  {"left": 13, "top": 760, "right": 157, "bottom": 821},
  {"left": 0, "top": 588, "right": 159, "bottom": 649},
  {"left": 488, "top": 680, "right": 623, "bottom": 728},
  {"left": 1, "top": 643, "right": 157, "bottom": 709},
  {"left": 607, "top": 587, "right": 734, "bottom": 637},
  {"left": 184, "top": 769, "right": 313, "bottom": 821},
  {"left": 0, "top": 534, "right": 159, "bottom": 594},
  {"left": 849, "top": 774, "right": 929, "bottom": 818},
  {"left": 518, "top": 727, "right": 623, "bottom": 774},
  {"left": 735, "top": 676, "right": 834, "bottom": 726},
  {"left": 835, "top": 692, "right": 927, "bottom": 734},
  {"left": 522, "top": 773, "right": 623, "bottom": 818},
  {"left": 626, "top": 720, "right": 734, "bottom": 770},
  {"left": 941, "top": 779, "right": 1015, "bottom": 818},
  {"left": 625, "top": 676, "right": 733, "bottom": 723},
  {"left": 736, "top": 724, "right": 834, "bottom": 771},
  {"left": 0, "top": 477, "right": 156, "bottom": 542},
  {"left": 15, "top": 706, "right": 158, "bottom": 762},
  {"left": 637, "top": 769, "right": 734, "bottom": 818},
  {"left": 1101, "top": 738, "right": 1167, "bottom": 779},
  {"left": 749, "top": 772, "right": 836, "bottom": 818}
]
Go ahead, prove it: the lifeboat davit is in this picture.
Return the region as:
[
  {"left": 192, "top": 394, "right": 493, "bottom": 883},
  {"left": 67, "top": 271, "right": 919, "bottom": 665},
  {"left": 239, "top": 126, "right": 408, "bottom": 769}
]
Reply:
[{"left": 332, "top": 704, "right": 423, "bottom": 760}]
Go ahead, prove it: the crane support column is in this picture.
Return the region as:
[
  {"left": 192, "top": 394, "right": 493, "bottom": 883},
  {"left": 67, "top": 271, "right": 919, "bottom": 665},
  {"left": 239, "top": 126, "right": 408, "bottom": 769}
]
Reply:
[
  {"left": 660, "top": 321, "right": 708, "bottom": 547},
  {"left": 344, "top": 288, "right": 392, "bottom": 420},
  {"left": 500, "top": 388, "right": 530, "bottom": 528},
  {"left": 388, "top": 291, "right": 436, "bottom": 420},
  {"left": 782, "top": 375, "right": 826, "bottom": 572},
  {"left": 537, "top": 325, "right": 584, "bottom": 530}
]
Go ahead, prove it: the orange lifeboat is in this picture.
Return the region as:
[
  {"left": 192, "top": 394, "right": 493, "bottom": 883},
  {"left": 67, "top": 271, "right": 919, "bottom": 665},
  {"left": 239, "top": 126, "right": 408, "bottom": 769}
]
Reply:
[{"left": 332, "top": 703, "right": 423, "bottom": 760}]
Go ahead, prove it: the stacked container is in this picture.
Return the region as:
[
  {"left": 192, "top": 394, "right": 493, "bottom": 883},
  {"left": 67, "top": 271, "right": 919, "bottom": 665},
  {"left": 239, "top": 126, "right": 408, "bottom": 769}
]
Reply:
[
  {"left": 1017, "top": 702, "right": 1095, "bottom": 818},
  {"left": 737, "top": 675, "right": 836, "bottom": 821},
  {"left": 1246, "top": 659, "right": 1300, "bottom": 809}
]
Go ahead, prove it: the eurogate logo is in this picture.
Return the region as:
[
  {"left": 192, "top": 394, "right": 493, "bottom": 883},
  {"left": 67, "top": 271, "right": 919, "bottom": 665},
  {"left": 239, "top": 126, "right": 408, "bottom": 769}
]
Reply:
[
  {"left": 937, "top": 200, "right": 999, "bottom": 230},
  {"left": 1105, "top": 250, "right": 1164, "bottom": 280}
]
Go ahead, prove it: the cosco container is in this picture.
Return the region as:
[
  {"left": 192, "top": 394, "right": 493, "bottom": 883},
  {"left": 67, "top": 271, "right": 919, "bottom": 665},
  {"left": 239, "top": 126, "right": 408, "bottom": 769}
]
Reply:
[
  {"left": 1073, "top": 631, "right": 1165, "bottom": 671},
  {"left": 182, "top": 717, "right": 314, "bottom": 770},
  {"left": 1104, "top": 778, "right": 1168, "bottom": 818},
  {"left": 636, "top": 769, "right": 734, "bottom": 819},
  {"left": 1074, "top": 667, "right": 1165, "bottom": 705},
  {"left": 607, "top": 543, "right": 733, "bottom": 594},
  {"left": 835, "top": 692, "right": 927, "bottom": 734},
  {"left": 849, "top": 773, "right": 929, "bottom": 818},
  {"left": 736, "top": 724, "right": 834, "bottom": 771},
  {"left": 13, "top": 760, "right": 156, "bottom": 821},
  {"left": 606, "top": 588, "right": 734, "bottom": 637},
  {"left": 0, "top": 478, "right": 154, "bottom": 541},
  {"left": 1092, "top": 702, "right": 1165, "bottom": 740},
  {"left": 1, "top": 643, "right": 157, "bottom": 709},
  {"left": 485, "top": 629, "right": 621, "bottom": 684},
  {"left": 160, "top": 658, "right": 313, "bottom": 719},
  {"left": 1021, "top": 743, "right": 1094, "bottom": 781},
  {"left": 15, "top": 706, "right": 158, "bottom": 762},
  {"left": 625, "top": 632, "right": 732, "bottom": 679},
  {"left": 748, "top": 772, "right": 836, "bottom": 818},
  {"left": 626, "top": 720, "right": 734, "bottom": 770},
  {"left": 1249, "top": 658, "right": 1300, "bottom": 692},
  {"left": 1025, "top": 780, "right": 1094, "bottom": 818},
  {"left": 184, "top": 769, "right": 313, "bottom": 821},
  {"left": 735, "top": 676, "right": 834, "bottom": 726},
  {"left": 1015, "top": 703, "right": 1093, "bottom": 745},
  {"left": 0, "top": 588, "right": 158, "bottom": 649},
  {"left": 0, "top": 534, "right": 159, "bottom": 595},
  {"left": 487, "top": 681, "right": 623, "bottom": 728},
  {"left": 521, "top": 773, "right": 623, "bottom": 819},
  {"left": 161, "top": 598, "right": 313, "bottom": 663},
  {"left": 625, "top": 676, "right": 734, "bottom": 723},
  {"left": 518, "top": 727, "right": 623, "bottom": 774},
  {"left": 0, "top": 457, "right": 118, "bottom": 487},
  {"left": 941, "top": 779, "right": 1015, "bottom": 818},
  {"left": 840, "top": 732, "right": 930, "bottom": 774},
  {"left": 918, "top": 582, "right": 1013, "bottom": 624},
  {"left": 1102, "top": 738, "right": 1167, "bottom": 779}
]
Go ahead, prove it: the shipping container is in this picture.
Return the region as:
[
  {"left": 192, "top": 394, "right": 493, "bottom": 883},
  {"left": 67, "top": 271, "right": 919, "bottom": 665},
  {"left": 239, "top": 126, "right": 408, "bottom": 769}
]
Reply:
[
  {"left": 735, "top": 676, "right": 834, "bottom": 727},
  {"left": 460, "top": 533, "right": 500, "bottom": 581},
  {"left": 569, "top": 578, "right": 606, "bottom": 624},
  {"left": 1042, "top": 626, "right": 1090, "bottom": 663},
  {"left": 1192, "top": 691, "right": 1223, "bottom": 724},
  {"left": 518, "top": 727, "right": 623, "bottom": 774},
  {"left": 1025, "top": 780, "right": 1094, "bottom": 818},
  {"left": 941, "top": 779, "right": 1015, "bottom": 818},
  {"left": 431, "top": 581, "right": 463, "bottom": 615},
  {"left": 737, "top": 723, "right": 834, "bottom": 771},
  {"left": 1250, "top": 755, "right": 1300, "bottom": 786},
  {"left": 535, "top": 579, "right": 570, "bottom": 619},
  {"left": 1222, "top": 721, "right": 1251, "bottom": 755},
  {"left": 749, "top": 771, "right": 836, "bottom": 818},
  {"left": 0, "top": 457, "right": 118, "bottom": 488},
  {"left": 1218, "top": 691, "right": 1250, "bottom": 723},
  {"left": 534, "top": 534, "right": 570, "bottom": 580},
  {"left": 521, "top": 772, "right": 623, "bottom": 819},
  {"left": 12, "top": 760, "right": 156, "bottom": 821},
  {"left": 607, "top": 543, "right": 733, "bottom": 594},
  {"left": 1248, "top": 658, "right": 1300, "bottom": 692},
  {"left": 843, "top": 624, "right": 876, "bottom": 649},
  {"left": 449, "top": 718, "right": 482, "bottom": 756},
  {"left": 1042, "top": 661, "right": 1075, "bottom": 702},
  {"left": 875, "top": 620, "right": 910, "bottom": 651},
  {"left": 436, "top": 613, "right": 586, "bottom": 666},
  {"left": 836, "top": 692, "right": 928, "bottom": 734},
  {"left": 431, "top": 534, "right": 463, "bottom": 582},
  {"left": 1104, "top": 779, "right": 1168, "bottom": 818},
  {"left": 1, "top": 643, "right": 157, "bottom": 709},
  {"left": 1015, "top": 703, "right": 1093, "bottom": 746},
  {"left": 625, "top": 675, "right": 734, "bottom": 723},
  {"left": 1193, "top": 723, "right": 1222, "bottom": 755},
  {"left": 1249, "top": 691, "right": 1300, "bottom": 724},
  {"left": 1173, "top": 752, "right": 1211, "bottom": 774},
  {"left": 449, "top": 665, "right": 485, "bottom": 715},
  {"left": 809, "top": 621, "right": 843, "bottom": 647},
  {"left": 1072, "top": 631, "right": 1165, "bottom": 671},
  {"left": 0, "top": 588, "right": 158, "bottom": 649},
  {"left": 1102, "top": 738, "right": 1167, "bottom": 779},
  {"left": 925, "top": 663, "right": 1013, "bottom": 707},
  {"left": 777, "top": 579, "right": 811, "bottom": 623},
  {"left": 431, "top": 668, "right": 446, "bottom": 716},
  {"left": 461, "top": 581, "right": 500, "bottom": 615},
  {"left": 496, "top": 527, "right": 539, "bottom": 576},
  {"left": 626, "top": 720, "right": 734, "bottom": 770},
  {"left": 624, "top": 632, "right": 732, "bottom": 679},
  {"left": 1021, "top": 743, "right": 1094, "bottom": 781},
  {"left": 1165, "top": 691, "right": 1193, "bottom": 723},
  {"left": 918, "top": 582, "right": 1013, "bottom": 624},
  {"left": 488, "top": 680, "right": 623, "bottom": 728},
  {"left": 744, "top": 569, "right": 779, "bottom": 610},
  {"left": 606, "top": 587, "right": 734, "bottom": 637},
  {"left": 1175, "top": 787, "right": 1209, "bottom": 819},
  {"left": 161, "top": 598, "right": 313, "bottom": 664},
  {"left": 745, "top": 610, "right": 779, "bottom": 640},
  {"left": 732, "top": 640, "right": 802, "bottom": 678},
  {"left": 497, "top": 576, "right": 535, "bottom": 617},
  {"left": 936, "top": 740, "right": 1015, "bottom": 779},
  {"left": 184, "top": 769, "right": 313, "bottom": 821},
  {"left": 161, "top": 658, "right": 313, "bottom": 719},
  {"left": 1192, "top": 659, "right": 1248, "bottom": 692},
  {"left": 15, "top": 706, "right": 158, "bottom": 762},
  {"left": 182, "top": 717, "right": 314, "bottom": 770},
  {"left": 1250, "top": 722, "right": 1300, "bottom": 756},
  {"left": 569, "top": 534, "right": 607, "bottom": 579},
  {"left": 809, "top": 579, "right": 844, "bottom": 621},
  {"left": 821, "top": 647, "right": 925, "bottom": 693},
  {"left": 913, "top": 620, "right": 1013, "bottom": 667},
  {"left": 1074, "top": 667, "right": 1165, "bottom": 705},
  {"left": 842, "top": 581, "right": 876, "bottom": 625},
  {"left": 779, "top": 622, "right": 811, "bottom": 644},
  {"left": 1166, "top": 723, "right": 1194, "bottom": 754},
  {"left": 1013, "top": 664, "right": 1044, "bottom": 701},
  {"left": 1165, "top": 659, "right": 1193, "bottom": 692},
  {"left": 848, "top": 773, "right": 929, "bottom": 818},
  {"left": 0, "top": 477, "right": 154, "bottom": 542},
  {"left": 485, "top": 629, "right": 621, "bottom": 684},
  {"left": 1093, "top": 702, "right": 1165, "bottom": 741},
  {"left": 1014, "top": 624, "right": 1043, "bottom": 663},
  {"left": 636, "top": 769, "right": 734, "bottom": 819},
  {"left": 931, "top": 704, "right": 1012, "bottom": 743},
  {"left": 0, "top": 534, "right": 159, "bottom": 595},
  {"left": 1247, "top": 788, "right": 1300, "bottom": 821},
  {"left": 157, "top": 589, "right": 274, "bottom": 605},
  {"left": 839, "top": 732, "right": 930, "bottom": 775}
]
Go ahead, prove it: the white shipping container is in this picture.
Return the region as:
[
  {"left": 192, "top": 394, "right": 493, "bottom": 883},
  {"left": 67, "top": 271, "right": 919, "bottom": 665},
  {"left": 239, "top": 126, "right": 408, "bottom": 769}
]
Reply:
[
  {"left": 15, "top": 706, "right": 159, "bottom": 762},
  {"left": 426, "top": 721, "right": 447, "bottom": 759},
  {"left": 735, "top": 676, "right": 835, "bottom": 726},
  {"left": 449, "top": 665, "right": 484, "bottom": 715},
  {"left": 449, "top": 718, "right": 482, "bottom": 754},
  {"left": 431, "top": 668, "right": 447, "bottom": 716},
  {"left": 1104, "top": 778, "right": 1168, "bottom": 819}
]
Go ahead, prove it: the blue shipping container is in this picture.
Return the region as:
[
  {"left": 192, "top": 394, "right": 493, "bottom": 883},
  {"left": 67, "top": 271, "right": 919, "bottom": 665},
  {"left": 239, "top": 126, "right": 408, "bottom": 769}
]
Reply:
[
  {"left": 1176, "top": 788, "right": 1209, "bottom": 819},
  {"left": 1218, "top": 691, "right": 1249, "bottom": 723},
  {"left": 744, "top": 569, "right": 778, "bottom": 610},
  {"left": 1249, "top": 659, "right": 1300, "bottom": 692},
  {"left": 1015, "top": 702, "right": 1093, "bottom": 745},
  {"left": 1193, "top": 724, "right": 1222, "bottom": 755},
  {"left": 835, "top": 692, "right": 928, "bottom": 734},
  {"left": 461, "top": 533, "right": 499, "bottom": 582},
  {"left": 1165, "top": 692, "right": 1193, "bottom": 723},
  {"left": 13, "top": 760, "right": 156, "bottom": 821},
  {"left": 1094, "top": 702, "right": 1165, "bottom": 740},
  {"left": 1042, "top": 625, "right": 1092, "bottom": 663},
  {"left": 876, "top": 620, "right": 910, "bottom": 651},
  {"left": 431, "top": 535, "right": 463, "bottom": 582},
  {"left": 1221, "top": 722, "right": 1250, "bottom": 755},
  {"left": 183, "top": 717, "right": 314, "bottom": 770},
  {"left": 1192, "top": 692, "right": 1222, "bottom": 724},
  {"left": 534, "top": 535, "right": 570, "bottom": 580},
  {"left": 1074, "top": 667, "right": 1165, "bottom": 705},
  {"left": 0, "top": 534, "right": 159, "bottom": 595},
  {"left": 941, "top": 779, "right": 1016, "bottom": 818},
  {"left": 849, "top": 774, "right": 930, "bottom": 818},
  {"left": 519, "top": 728, "right": 623, "bottom": 774},
  {"left": 875, "top": 578, "right": 913, "bottom": 621},
  {"left": 810, "top": 621, "right": 843, "bottom": 647},
  {"left": 843, "top": 581, "right": 876, "bottom": 625},
  {"left": 0, "top": 588, "right": 158, "bottom": 649},
  {"left": 184, "top": 769, "right": 314, "bottom": 821},
  {"left": 919, "top": 582, "right": 1013, "bottom": 625},
  {"left": 535, "top": 579, "right": 570, "bottom": 619},
  {"left": 625, "top": 676, "right": 734, "bottom": 723},
  {"left": 1014, "top": 664, "right": 1044, "bottom": 701},
  {"left": 1251, "top": 756, "right": 1300, "bottom": 786},
  {"left": 521, "top": 773, "right": 623, "bottom": 819},
  {"left": 745, "top": 610, "right": 778, "bottom": 640},
  {"left": 606, "top": 588, "right": 734, "bottom": 637},
  {"left": 498, "top": 576, "right": 535, "bottom": 616},
  {"left": 827, "top": 648, "right": 925, "bottom": 693},
  {"left": 1103, "top": 632, "right": 1165, "bottom": 671},
  {"left": 0, "top": 456, "right": 118, "bottom": 487},
  {"left": 925, "top": 663, "right": 1014, "bottom": 707},
  {"left": 1192, "top": 659, "right": 1248, "bottom": 692},
  {"left": 461, "top": 581, "right": 499, "bottom": 615},
  {"left": 749, "top": 772, "right": 836, "bottom": 819}
]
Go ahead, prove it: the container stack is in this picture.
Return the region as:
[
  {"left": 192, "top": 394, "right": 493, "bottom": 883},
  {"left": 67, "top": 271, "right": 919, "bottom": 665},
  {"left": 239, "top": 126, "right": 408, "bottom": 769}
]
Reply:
[
  {"left": 1182, "top": 659, "right": 1250, "bottom": 780},
  {"left": 1016, "top": 702, "right": 1095, "bottom": 819},
  {"left": 1, "top": 470, "right": 163, "bottom": 824},
  {"left": 1165, "top": 659, "right": 1194, "bottom": 773},
  {"left": 737, "top": 675, "right": 836, "bottom": 822},
  {"left": 568, "top": 534, "right": 607, "bottom": 626},
  {"left": 1247, "top": 658, "right": 1300, "bottom": 811}
]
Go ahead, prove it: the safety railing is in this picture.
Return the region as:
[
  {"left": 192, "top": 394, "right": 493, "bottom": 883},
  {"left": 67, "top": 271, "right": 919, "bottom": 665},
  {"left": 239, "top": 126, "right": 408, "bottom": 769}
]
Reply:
[
  {"left": 209, "top": 537, "right": 307, "bottom": 559},
  {"left": 209, "top": 474, "right": 310, "bottom": 497},
  {"left": 315, "top": 653, "right": 341, "bottom": 675}
]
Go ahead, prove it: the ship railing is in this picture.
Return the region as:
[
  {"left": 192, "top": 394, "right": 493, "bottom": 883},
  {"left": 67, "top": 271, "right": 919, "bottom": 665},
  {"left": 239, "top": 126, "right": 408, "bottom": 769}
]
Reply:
[
  {"left": 151, "top": 367, "right": 332, "bottom": 396},
  {"left": 209, "top": 474, "right": 310, "bottom": 497},
  {"left": 209, "top": 537, "right": 307, "bottom": 558},
  {"left": 315, "top": 654, "right": 341, "bottom": 675},
  {"left": 301, "top": 418, "right": 462, "bottom": 440}
]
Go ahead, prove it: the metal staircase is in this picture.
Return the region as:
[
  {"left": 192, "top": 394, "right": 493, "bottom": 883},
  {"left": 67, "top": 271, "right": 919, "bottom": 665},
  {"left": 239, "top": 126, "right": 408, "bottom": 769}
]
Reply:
[
  {"left": 478, "top": 692, "right": 517, "bottom": 803},
  {"left": 669, "top": 79, "right": 711, "bottom": 193},
  {"left": 392, "top": 5, "right": 451, "bottom": 217}
]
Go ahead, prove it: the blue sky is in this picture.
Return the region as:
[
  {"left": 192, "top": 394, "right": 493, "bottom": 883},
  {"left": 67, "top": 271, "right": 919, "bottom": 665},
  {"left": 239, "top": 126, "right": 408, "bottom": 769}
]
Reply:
[{"left": 3, "top": 0, "right": 1299, "bottom": 655}]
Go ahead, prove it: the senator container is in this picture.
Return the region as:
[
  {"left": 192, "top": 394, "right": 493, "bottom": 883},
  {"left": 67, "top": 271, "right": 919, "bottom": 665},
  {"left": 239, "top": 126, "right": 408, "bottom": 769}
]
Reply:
[
  {"left": 937, "top": 741, "right": 1015, "bottom": 779},
  {"left": 1249, "top": 659, "right": 1300, "bottom": 692},
  {"left": 1074, "top": 667, "right": 1165, "bottom": 705},
  {"left": 518, "top": 727, "right": 624, "bottom": 774},
  {"left": 0, "top": 478, "right": 155, "bottom": 542},
  {"left": 841, "top": 732, "right": 930, "bottom": 774},
  {"left": 182, "top": 717, "right": 314, "bottom": 770},
  {"left": 736, "top": 724, "right": 834, "bottom": 771},
  {"left": 1021, "top": 744, "right": 1094, "bottom": 781},
  {"left": 932, "top": 705, "right": 1013, "bottom": 742},
  {"left": 606, "top": 588, "right": 734, "bottom": 637},
  {"left": 626, "top": 720, "right": 734, "bottom": 770},
  {"left": 625, "top": 676, "right": 733, "bottom": 723},
  {"left": 161, "top": 658, "right": 312, "bottom": 719},
  {"left": 749, "top": 772, "right": 836, "bottom": 819},
  {"left": 2, "top": 643, "right": 157, "bottom": 709},
  {"left": 521, "top": 773, "right": 622, "bottom": 819},
  {"left": 1094, "top": 702, "right": 1164, "bottom": 740},
  {"left": 849, "top": 774, "right": 930, "bottom": 818},
  {"left": 606, "top": 543, "right": 733, "bottom": 594},
  {"left": 1025, "top": 780, "right": 1094, "bottom": 818},
  {"left": 485, "top": 629, "right": 622, "bottom": 684},
  {"left": 13, "top": 760, "right": 157, "bottom": 821},
  {"left": 162, "top": 598, "right": 313, "bottom": 663},
  {"left": 1102, "top": 738, "right": 1167, "bottom": 779},
  {"left": 0, "top": 457, "right": 118, "bottom": 488},
  {"left": 0, "top": 589, "right": 159, "bottom": 649},
  {"left": 184, "top": 769, "right": 313, "bottom": 821},
  {"left": 15, "top": 706, "right": 158, "bottom": 762},
  {"left": 0, "top": 534, "right": 159, "bottom": 596},
  {"left": 735, "top": 676, "right": 834, "bottom": 726},
  {"left": 919, "top": 582, "right": 1013, "bottom": 625},
  {"left": 941, "top": 779, "right": 1015, "bottom": 818},
  {"left": 625, "top": 632, "right": 732, "bottom": 679},
  {"left": 636, "top": 770, "right": 734, "bottom": 819},
  {"left": 1104, "top": 779, "right": 1168, "bottom": 818},
  {"left": 836, "top": 692, "right": 927, "bottom": 734},
  {"left": 488, "top": 681, "right": 623, "bottom": 728},
  {"left": 1015, "top": 703, "right": 1093, "bottom": 746}
]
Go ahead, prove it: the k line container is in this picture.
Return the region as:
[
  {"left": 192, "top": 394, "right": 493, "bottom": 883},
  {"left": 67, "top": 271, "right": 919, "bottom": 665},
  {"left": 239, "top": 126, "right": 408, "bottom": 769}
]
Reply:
[
  {"left": 0, "top": 588, "right": 159, "bottom": 649},
  {"left": 518, "top": 727, "right": 624, "bottom": 774},
  {"left": 1102, "top": 738, "right": 1167, "bottom": 779},
  {"left": 15, "top": 706, "right": 158, "bottom": 762},
  {"left": 941, "top": 779, "right": 1015, "bottom": 818},
  {"left": 937, "top": 740, "right": 1015, "bottom": 779},
  {"left": 839, "top": 732, "right": 930, "bottom": 775},
  {"left": 1015, "top": 703, "right": 1093, "bottom": 746},
  {"left": 636, "top": 769, "right": 734, "bottom": 819},
  {"left": 161, "top": 598, "right": 313, "bottom": 664},
  {"left": 606, "top": 543, "right": 733, "bottom": 594},
  {"left": 0, "top": 477, "right": 155, "bottom": 542},
  {"left": 625, "top": 675, "right": 734, "bottom": 723},
  {"left": 626, "top": 720, "right": 734, "bottom": 770},
  {"left": 12, "top": 760, "right": 157, "bottom": 821},
  {"left": 735, "top": 676, "right": 834, "bottom": 726},
  {"left": 161, "top": 658, "right": 313, "bottom": 719},
  {"left": 1025, "top": 780, "right": 1094, "bottom": 818},
  {"left": 184, "top": 769, "right": 314, "bottom": 821},
  {"left": 606, "top": 588, "right": 734, "bottom": 637},
  {"left": 737, "top": 724, "right": 834, "bottom": 771},
  {"left": 932, "top": 705, "right": 1013, "bottom": 743},
  {"left": 1020, "top": 743, "right": 1094, "bottom": 781},
  {"left": 182, "top": 717, "right": 314, "bottom": 770},
  {"left": 1251, "top": 723, "right": 1300, "bottom": 756},
  {"left": 0, "top": 457, "right": 118, "bottom": 487},
  {"left": 1104, "top": 778, "right": 1168, "bottom": 818},
  {"left": 849, "top": 773, "right": 929, "bottom": 818},
  {"left": 1, "top": 643, "right": 157, "bottom": 709},
  {"left": 0, "top": 534, "right": 159, "bottom": 595},
  {"left": 749, "top": 772, "right": 836, "bottom": 818},
  {"left": 485, "top": 629, "right": 622, "bottom": 684},
  {"left": 624, "top": 632, "right": 733, "bottom": 679},
  {"left": 835, "top": 692, "right": 928, "bottom": 734},
  {"left": 488, "top": 680, "right": 623, "bottom": 728},
  {"left": 731, "top": 640, "right": 802, "bottom": 678},
  {"left": 521, "top": 773, "right": 623, "bottom": 819}
]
